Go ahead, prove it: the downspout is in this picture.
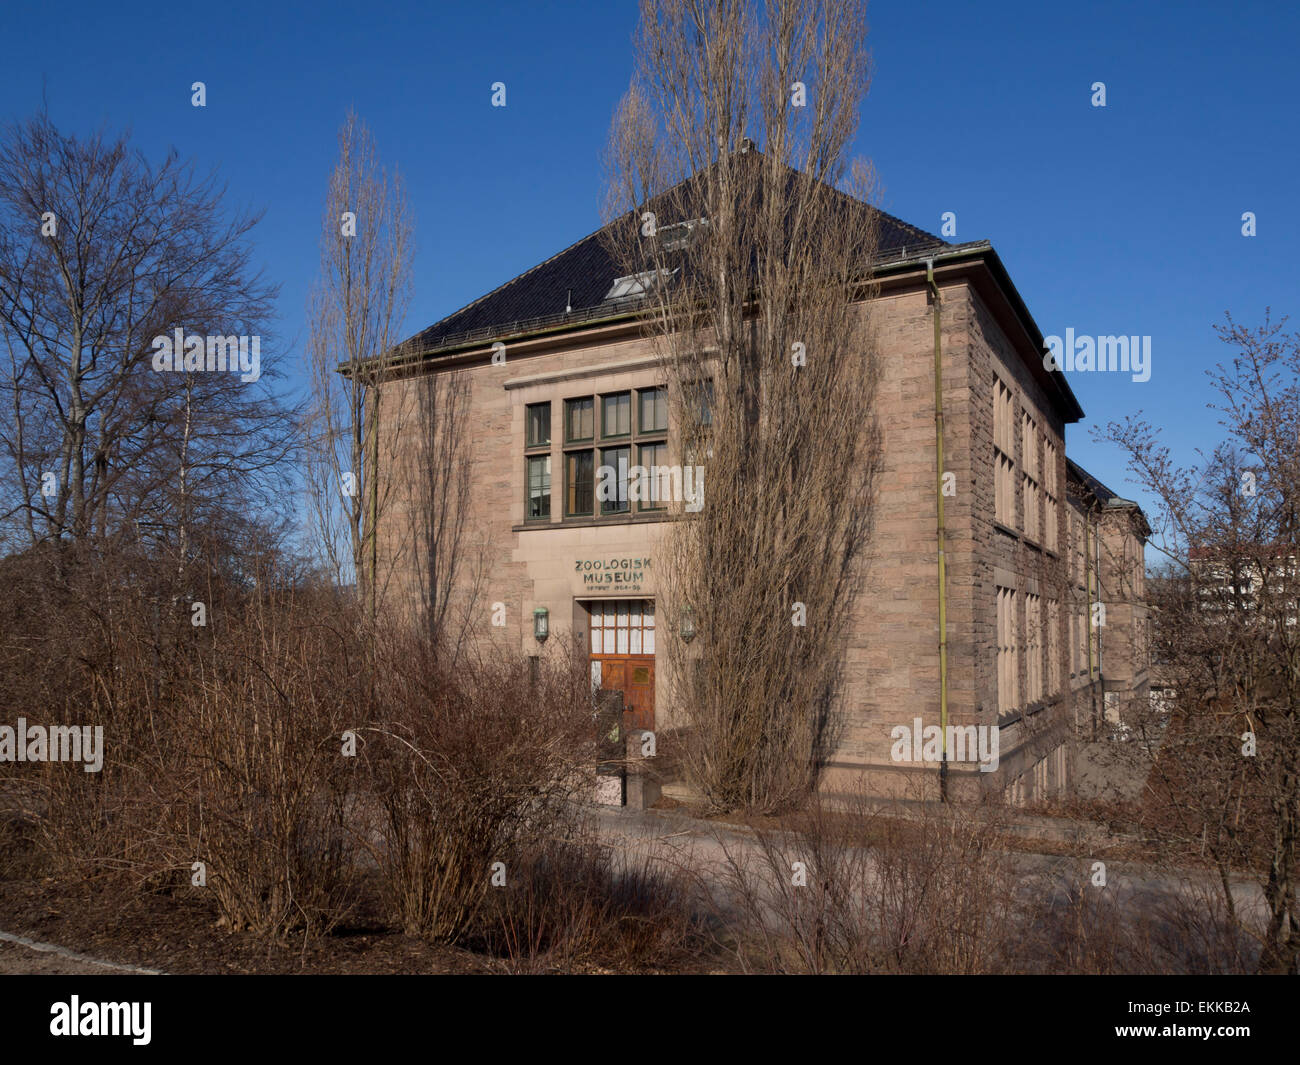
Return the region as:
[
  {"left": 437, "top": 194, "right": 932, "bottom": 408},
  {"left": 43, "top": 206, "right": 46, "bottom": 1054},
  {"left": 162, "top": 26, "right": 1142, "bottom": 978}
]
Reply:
[
  {"left": 927, "top": 260, "right": 949, "bottom": 801},
  {"left": 1094, "top": 506, "right": 1104, "bottom": 723},
  {"left": 368, "top": 387, "right": 380, "bottom": 625},
  {"left": 1094, "top": 517, "right": 1103, "bottom": 679},
  {"left": 1084, "top": 504, "right": 1097, "bottom": 738}
]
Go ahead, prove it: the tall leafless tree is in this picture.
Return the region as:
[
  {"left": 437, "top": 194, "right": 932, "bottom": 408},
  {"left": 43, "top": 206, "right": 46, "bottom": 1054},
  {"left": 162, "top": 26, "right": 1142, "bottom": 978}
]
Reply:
[
  {"left": 305, "top": 111, "right": 414, "bottom": 619},
  {"left": 1105, "top": 311, "right": 1300, "bottom": 974},
  {"left": 0, "top": 111, "right": 288, "bottom": 572},
  {"left": 604, "top": 0, "right": 883, "bottom": 813}
]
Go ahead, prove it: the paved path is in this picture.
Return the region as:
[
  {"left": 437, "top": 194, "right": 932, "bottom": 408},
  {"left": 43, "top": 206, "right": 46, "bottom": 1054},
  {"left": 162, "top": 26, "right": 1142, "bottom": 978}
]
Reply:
[{"left": 0, "top": 931, "right": 162, "bottom": 975}]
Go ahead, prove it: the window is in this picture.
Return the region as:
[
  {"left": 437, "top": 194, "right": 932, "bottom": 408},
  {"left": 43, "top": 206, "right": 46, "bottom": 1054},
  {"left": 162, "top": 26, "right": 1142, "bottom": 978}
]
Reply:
[
  {"left": 1044, "top": 440, "right": 1059, "bottom": 552},
  {"left": 683, "top": 378, "right": 713, "bottom": 466},
  {"left": 565, "top": 397, "right": 594, "bottom": 443},
  {"left": 524, "top": 402, "right": 551, "bottom": 522},
  {"left": 1089, "top": 595, "right": 1100, "bottom": 675},
  {"left": 1070, "top": 612, "right": 1079, "bottom": 676},
  {"left": 639, "top": 387, "right": 668, "bottom": 434},
  {"left": 686, "top": 379, "right": 713, "bottom": 430},
  {"left": 589, "top": 600, "right": 656, "bottom": 655},
  {"left": 602, "top": 392, "right": 630, "bottom": 438},
  {"left": 566, "top": 451, "right": 594, "bottom": 516},
  {"left": 603, "top": 269, "right": 675, "bottom": 302},
  {"left": 600, "top": 446, "right": 630, "bottom": 515},
  {"left": 526, "top": 402, "right": 551, "bottom": 448},
  {"left": 1072, "top": 512, "right": 1086, "bottom": 585},
  {"left": 997, "top": 586, "right": 1019, "bottom": 715},
  {"left": 1022, "top": 412, "right": 1040, "bottom": 542},
  {"left": 1047, "top": 598, "right": 1060, "bottom": 695},
  {"left": 638, "top": 442, "right": 668, "bottom": 511},
  {"left": 1076, "top": 608, "right": 1088, "bottom": 675},
  {"left": 526, "top": 456, "right": 551, "bottom": 520},
  {"left": 1025, "top": 593, "right": 1043, "bottom": 705},
  {"left": 562, "top": 385, "right": 668, "bottom": 521},
  {"left": 994, "top": 380, "right": 1015, "bottom": 527}
]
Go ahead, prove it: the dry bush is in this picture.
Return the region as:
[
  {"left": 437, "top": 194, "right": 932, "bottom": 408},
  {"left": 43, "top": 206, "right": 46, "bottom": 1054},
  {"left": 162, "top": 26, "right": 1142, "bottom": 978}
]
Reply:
[
  {"left": 0, "top": 543, "right": 170, "bottom": 878},
  {"left": 711, "top": 794, "right": 1019, "bottom": 973},
  {"left": 355, "top": 638, "right": 598, "bottom": 943},
  {"left": 1017, "top": 877, "right": 1253, "bottom": 975},
  {"left": 153, "top": 584, "right": 366, "bottom": 937},
  {"left": 480, "top": 836, "right": 703, "bottom": 972},
  {"left": 0, "top": 542, "right": 368, "bottom": 939}
]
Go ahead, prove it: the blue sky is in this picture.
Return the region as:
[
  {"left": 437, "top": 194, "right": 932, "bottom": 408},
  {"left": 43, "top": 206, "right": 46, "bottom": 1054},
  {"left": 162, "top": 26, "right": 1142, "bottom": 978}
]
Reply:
[{"left": 3, "top": 0, "right": 1296, "bottom": 524}]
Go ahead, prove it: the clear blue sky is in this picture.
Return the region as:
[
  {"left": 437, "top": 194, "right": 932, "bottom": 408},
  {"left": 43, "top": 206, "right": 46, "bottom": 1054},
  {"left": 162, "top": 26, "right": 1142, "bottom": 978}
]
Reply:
[{"left": 3, "top": 0, "right": 1296, "bottom": 526}]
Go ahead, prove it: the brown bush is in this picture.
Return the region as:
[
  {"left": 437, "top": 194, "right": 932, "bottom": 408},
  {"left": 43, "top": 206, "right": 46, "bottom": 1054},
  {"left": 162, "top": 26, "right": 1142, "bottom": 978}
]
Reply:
[
  {"left": 354, "top": 637, "right": 598, "bottom": 943},
  {"left": 479, "top": 835, "right": 703, "bottom": 972}
]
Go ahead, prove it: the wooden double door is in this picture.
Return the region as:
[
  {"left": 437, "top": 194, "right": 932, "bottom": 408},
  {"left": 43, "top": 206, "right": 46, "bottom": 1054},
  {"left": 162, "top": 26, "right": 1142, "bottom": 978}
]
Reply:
[{"left": 587, "top": 599, "right": 655, "bottom": 731}]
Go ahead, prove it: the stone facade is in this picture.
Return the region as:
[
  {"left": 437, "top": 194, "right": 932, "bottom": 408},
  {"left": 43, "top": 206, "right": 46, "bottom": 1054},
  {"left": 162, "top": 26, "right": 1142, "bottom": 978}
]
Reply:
[{"left": 371, "top": 241, "right": 1148, "bottom": 805}]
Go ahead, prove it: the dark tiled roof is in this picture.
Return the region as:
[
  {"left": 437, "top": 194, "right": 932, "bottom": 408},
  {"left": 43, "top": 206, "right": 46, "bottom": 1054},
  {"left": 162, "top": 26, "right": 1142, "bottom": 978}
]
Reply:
[
  {"left": 1066, "top": 457, "right": 1124, "bottom": 506},
  {"left": 407, "top": 160, "right": 947, "bottom": 354}
]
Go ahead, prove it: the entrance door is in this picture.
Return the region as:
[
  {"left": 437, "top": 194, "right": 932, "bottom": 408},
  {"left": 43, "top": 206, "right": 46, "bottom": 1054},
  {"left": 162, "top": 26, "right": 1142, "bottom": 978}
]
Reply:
[{"left": 588, "top": 599, "right": 655, "bottom": 730}]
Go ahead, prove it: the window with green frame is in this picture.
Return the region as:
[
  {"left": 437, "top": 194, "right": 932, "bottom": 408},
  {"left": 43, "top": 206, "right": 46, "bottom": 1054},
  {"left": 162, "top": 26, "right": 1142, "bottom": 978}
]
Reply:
[
  {"left": 526, "top": 455, "right": 550, "bottom": 520},
  {"left": 565, "top": 396, "right": 594, "bottom": 443},
  {"left": 600, "top": 446, "right": 630, "bottom": 514},
  {"left": 524, "top": 401, "right": 551, "bottom": 521},
  {"left": 566, "top": 451, "right": 594, "bottom": 516},
  {"left": 602, "top": 391, "right": 631, "bottom": 438},
  {"left": 561, "top": 385, "right": 667, "bottom": 520},
  {"left": 638, "top": 442, "right": 668, "bottom": 511},
  {"left": 638, "top": 386, "right": 667, "bottom": 434},
  {"left": 682, "top": 378, "right": 713, "bottom": 467}
]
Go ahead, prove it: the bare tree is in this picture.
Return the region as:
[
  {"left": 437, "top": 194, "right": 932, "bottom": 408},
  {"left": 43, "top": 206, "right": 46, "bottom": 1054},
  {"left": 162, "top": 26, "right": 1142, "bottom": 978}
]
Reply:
[
  {"left": 406, "top": 369, "right": 487, "bottom": 665},
  {"left": 1104, "top": 311, "right": 1300, "bottom": 974},
  {"left": 305, "top": 111, "right": 414, "bottom": 618},
  {"left": 0, "top": 111, "right": 287, "bottom": 565},
  {"left": 603, "top": 0, "right": 883, "bottom": 813}
]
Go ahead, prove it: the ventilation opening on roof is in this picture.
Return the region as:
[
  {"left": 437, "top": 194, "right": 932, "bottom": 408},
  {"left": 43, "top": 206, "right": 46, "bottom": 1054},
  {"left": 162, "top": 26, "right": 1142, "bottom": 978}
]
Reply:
[
  {"left": 602, "top": 267, "right": 678, "bottom": 302},
  {"left": 657, "top": 217, "right": 709, "bottom": 252}
]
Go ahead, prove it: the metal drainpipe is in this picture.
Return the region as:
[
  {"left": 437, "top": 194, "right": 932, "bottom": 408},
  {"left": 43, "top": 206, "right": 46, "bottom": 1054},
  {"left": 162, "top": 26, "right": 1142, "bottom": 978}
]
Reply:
[
  {"left": 1084, "top": 505, "right": 1097, "bottom": 738},
  {"left": 927, "top": 260, "right": 949, "bottom": 801},
  {"left": 1095, "top": 507, "right": 1104, "bottom": 688}
]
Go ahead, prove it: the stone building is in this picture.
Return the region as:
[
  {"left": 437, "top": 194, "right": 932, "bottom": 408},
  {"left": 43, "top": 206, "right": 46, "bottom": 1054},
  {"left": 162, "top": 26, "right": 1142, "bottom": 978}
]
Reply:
[
  {"left": 1066, "top": 459, "right": 1152, "bottom": 744},
  {"left": 367, "top": 176, "right": 1149, "bottom": 805}
]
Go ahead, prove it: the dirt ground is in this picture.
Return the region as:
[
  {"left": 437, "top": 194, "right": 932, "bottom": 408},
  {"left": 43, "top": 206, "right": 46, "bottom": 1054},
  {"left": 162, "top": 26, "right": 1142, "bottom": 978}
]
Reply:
[
  {"left": 0, "top": 936, "right": 147, "bottom": 975},
  {"left": 0, "top": 877, "right": 510, "bottom": 975}
]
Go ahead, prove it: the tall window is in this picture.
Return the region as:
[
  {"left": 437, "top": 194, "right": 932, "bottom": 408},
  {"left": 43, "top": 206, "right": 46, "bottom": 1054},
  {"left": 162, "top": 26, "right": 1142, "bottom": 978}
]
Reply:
[
  {"left": 524, "top": 401, "right": 551, "bottom": 521},
  {"left": 1024, "top": 593, "right": 1043, "bottom": 704},
  {"left": 1088, "top": 594, "right": 1100, "bottom": 676},
  {"left": 1077, "top": 608, "right": 1088, "bottom": 675},
  {"left": 1022, "top": 412, "right": 1040, "bottom": 542},
  {"left": 994, "top": 380, "right": 1015, "bottom": 527},
  {"left": 997, "top": 586, "right": 1019, "bottom": 714},
  {"left": 1071, "top": 513, "right": 1084, "bottom": 584},
  {"left": 682, "top": 378, "right": 713, "bottom": 466},
  {"left": 563, "top": 387, "right": 667, "bottom": 518},
  {"left": 1047, "top": 598, "right": 1060, "bottom": 695},
  {"left": 1044, "top": 440, "right": 1059, "bottom": 552},
  {"left": 639, "top": 386, "right": 668, "bottom": 435}
]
